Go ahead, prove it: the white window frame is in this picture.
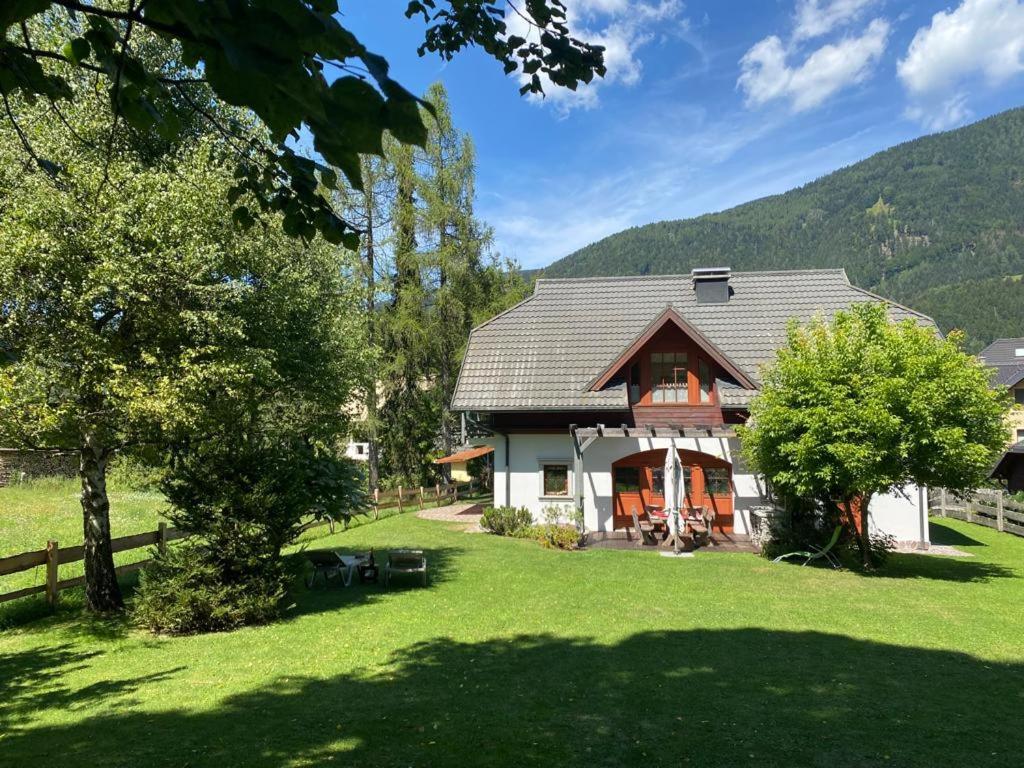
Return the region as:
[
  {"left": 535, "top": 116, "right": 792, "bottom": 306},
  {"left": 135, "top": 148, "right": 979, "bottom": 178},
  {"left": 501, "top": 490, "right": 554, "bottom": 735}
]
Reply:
[{"left": 537, "top": 458, "right": 573, "bottom": 500}]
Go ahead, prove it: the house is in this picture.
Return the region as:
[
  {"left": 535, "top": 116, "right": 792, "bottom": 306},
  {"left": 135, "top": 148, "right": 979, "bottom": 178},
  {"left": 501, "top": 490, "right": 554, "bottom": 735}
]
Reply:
[
  {"left": 991, "top": 442, "right": 1024, "bottom": 493},
  {"left": 345, "top": 441, "right": 370, "bottom": 462},
  {"left": 452, "top": 268, "right": 933, "bottom": 546},
  {"left": 978, "top": 338, "right": 1024, "bottom": 446},
  {"left": 434, "top": 445, "right": 494, "bottom": 483}
]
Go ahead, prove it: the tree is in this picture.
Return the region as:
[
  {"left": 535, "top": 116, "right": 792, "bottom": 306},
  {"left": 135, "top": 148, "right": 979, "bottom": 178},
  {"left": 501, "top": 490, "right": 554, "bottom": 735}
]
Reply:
[
  {"left": 0, "top": 26, "right": 366, "bottom": 609},
  {"left": 740, "top": 303, "right": 1008, "bottom": 568},
  {"left": 2, "top": 1, "right": 605, "bottom": 246}
]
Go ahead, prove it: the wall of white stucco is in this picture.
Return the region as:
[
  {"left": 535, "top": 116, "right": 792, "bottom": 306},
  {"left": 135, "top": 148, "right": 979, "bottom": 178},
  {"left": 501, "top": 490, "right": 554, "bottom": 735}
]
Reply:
[{"left": 482, "top": 432, "right": 929, "bottom": 544}]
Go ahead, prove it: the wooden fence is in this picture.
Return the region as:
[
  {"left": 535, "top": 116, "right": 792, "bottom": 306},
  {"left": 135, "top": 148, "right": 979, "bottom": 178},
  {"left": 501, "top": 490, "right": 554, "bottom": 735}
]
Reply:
[
  {"left": 0, "top": 523, "right": 188, "bottom": 607},
  {"left": 370, "top": 479, "right": 477, "bottom": 517},
  {"left": 0, "top": 479, "right": 484, "bottom": 606},
  {"left": 931, "top": 488, "right": 1024, "bottom": 538}
]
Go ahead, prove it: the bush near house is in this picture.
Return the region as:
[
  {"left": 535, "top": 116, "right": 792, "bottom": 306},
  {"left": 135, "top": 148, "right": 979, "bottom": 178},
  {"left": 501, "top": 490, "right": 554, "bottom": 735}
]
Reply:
[{"left": 480, "top": 506, "right": 533, "bottom": 537}]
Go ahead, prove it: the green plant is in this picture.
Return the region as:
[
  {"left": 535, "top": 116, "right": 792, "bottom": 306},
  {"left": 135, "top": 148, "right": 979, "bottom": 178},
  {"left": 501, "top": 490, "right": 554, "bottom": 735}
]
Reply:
[
  {"left": 529, "top": 524, "right": 582, "bottom": 551},
  {"left": 132, "top": 540, "right": 284, "bottom": 634},
  {"left": 480, "top": 506, "right": 533, "bottom": 537}
]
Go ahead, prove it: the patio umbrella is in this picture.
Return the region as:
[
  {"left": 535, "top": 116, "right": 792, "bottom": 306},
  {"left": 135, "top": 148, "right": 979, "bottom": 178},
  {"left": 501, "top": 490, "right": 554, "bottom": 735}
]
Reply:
[{"left": 663, "top": 444, "right": 685, "bottom": 554}]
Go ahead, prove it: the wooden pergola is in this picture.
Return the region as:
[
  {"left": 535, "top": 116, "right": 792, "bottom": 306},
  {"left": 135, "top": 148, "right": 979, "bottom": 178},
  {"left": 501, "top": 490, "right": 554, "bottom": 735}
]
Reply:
[{"left": 568, "top": 423, "right": 738, "bottom": 513}]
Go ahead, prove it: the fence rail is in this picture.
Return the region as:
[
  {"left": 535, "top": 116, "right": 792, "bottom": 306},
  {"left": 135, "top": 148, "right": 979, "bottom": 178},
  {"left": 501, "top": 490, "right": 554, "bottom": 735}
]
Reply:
[
  {"left": 0, "top": 523, "right": 188, "bottom": 607},
  {"left": 0, "top": 479, "right": 485, "bottom": 607},
  {"left": 370, "top": 479, "right": 477, "bottom": 517},
  {"left": 931, "top": 488, "right": 1024, "bottom": 538}
]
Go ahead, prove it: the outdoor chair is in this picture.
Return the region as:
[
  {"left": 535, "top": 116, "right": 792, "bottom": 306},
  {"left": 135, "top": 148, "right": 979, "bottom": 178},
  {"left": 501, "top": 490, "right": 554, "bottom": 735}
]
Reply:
[
  {"left": 772, "top": 525, "right": 843, "bottom": 569},
  {"left": 385, "top": 549, "right": 428, "bottom": 589},
  {"left": 304, "top": 550, "right": 345, "bottom": 588},
  {"left": 630, "top": 507, "right": 658, "bottom": 546}
]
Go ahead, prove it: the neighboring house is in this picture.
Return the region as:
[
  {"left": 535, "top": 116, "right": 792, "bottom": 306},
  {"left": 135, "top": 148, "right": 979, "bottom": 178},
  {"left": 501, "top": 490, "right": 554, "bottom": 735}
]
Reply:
[
  {"left": 991, "top": 442, "right": 1024, "bottom": 493},
  {"left": 434, "top": 445, "right": 494, "bottom": 483},
  {"left": 452, "top": 268, "right": 933, "bottom": 546},
  {"left": 345, "top": 442, "right": 370, "bottom": 462},
  {"left": 978, "top": 338, "right": 1024, "bottom": 445}
]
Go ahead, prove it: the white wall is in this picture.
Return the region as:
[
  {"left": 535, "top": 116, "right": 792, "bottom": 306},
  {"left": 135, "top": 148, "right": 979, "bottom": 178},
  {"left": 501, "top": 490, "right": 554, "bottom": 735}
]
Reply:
[
  {"left": 488, "top": 431, "right": 929, "bottom": 544},
  {"left": 868, "top": 486, "right": 929, "bottom": 545}
]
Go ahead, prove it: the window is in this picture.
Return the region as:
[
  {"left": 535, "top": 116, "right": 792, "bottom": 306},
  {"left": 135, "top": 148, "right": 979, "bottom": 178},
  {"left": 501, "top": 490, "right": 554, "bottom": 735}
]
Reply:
[
  {"left": 614, "top": 466, "right": 641, "bottom": 493},
  {"left": 651, "top": 468, "right": 663, "bottom": 496},
  {"left": 541, "top": 463, "right": 569, "bottom": 497},
  {"left": 629, "top": 362, "right": 641, "bottom": 404},
  {"left": 651, "top": 352, "right": 689, "bottom": 403},
  {"left": 699, "top": 359, "right": 713, "bottom": 403},
  {"left": 1017, "top": 429, "right": 1024, "bottom": 442},
  {"left": 1015, "top": 388, "right": 1024, "bottom": 406},
  {"left": 1015, "top": 347, "right": 1024, "bottom": 358},
  {"left": 704, "top": 468, "right": 731, "bottom": 496}
]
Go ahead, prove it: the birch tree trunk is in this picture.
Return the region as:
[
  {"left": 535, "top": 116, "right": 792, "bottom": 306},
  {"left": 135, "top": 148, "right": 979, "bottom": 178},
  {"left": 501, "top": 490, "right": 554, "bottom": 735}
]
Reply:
[{"left": 80, "top": 433, "right": 123, "bottom": 611}]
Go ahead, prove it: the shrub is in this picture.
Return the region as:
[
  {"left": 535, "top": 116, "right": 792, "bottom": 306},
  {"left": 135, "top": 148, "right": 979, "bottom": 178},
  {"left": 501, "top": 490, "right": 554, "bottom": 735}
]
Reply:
[
  {"left": 480, "top": 506, "right": 533, "bottom": 536},
  {"left": 132, "top": 539, "right": 285, "bottom": 634},
  {"left": 107, "top": 454, "right": 164, "bottom": 492},
  {"left": 527, "top": 523, "right": 582, "bottom": 550}
]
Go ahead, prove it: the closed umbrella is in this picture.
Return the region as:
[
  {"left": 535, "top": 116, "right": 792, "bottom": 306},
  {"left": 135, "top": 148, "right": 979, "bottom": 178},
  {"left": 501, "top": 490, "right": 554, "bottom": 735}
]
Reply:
[{"left": 664, "top": 444, "right": 685, "bottom": 553}]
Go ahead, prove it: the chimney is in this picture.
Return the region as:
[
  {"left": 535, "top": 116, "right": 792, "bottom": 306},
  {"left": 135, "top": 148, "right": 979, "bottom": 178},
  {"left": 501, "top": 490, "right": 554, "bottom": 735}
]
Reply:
[{"left": 692, "top": 267, "right": 732, "bottom": 304}]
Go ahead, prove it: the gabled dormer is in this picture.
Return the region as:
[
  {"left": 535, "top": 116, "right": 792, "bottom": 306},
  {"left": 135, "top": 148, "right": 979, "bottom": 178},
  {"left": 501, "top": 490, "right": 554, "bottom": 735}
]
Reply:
[{"left": 587, "top": 305, "right": 756, "bottom": 426}]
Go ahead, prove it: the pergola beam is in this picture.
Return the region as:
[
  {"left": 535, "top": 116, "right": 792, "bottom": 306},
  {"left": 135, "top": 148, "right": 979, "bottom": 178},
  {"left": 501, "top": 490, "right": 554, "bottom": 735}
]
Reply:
[{"left": 572, "top": 425, "right": 737, "bottom": 440}]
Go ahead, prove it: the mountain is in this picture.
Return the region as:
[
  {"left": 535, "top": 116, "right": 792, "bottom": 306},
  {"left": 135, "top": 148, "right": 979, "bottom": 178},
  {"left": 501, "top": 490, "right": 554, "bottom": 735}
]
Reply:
[{"left": 539, "top": 108, "right": 1024, "bottom": 351}]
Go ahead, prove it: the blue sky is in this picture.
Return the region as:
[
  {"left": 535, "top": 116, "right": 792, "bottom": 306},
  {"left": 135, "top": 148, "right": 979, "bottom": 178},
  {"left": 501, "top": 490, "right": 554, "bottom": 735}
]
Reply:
[{"left": 344, "top": 0, "right": 1024, "bottom": 269}]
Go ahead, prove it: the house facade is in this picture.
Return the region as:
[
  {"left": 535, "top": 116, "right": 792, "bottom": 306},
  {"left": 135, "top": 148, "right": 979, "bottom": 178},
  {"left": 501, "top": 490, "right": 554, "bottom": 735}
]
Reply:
[
  {"left": 452, "top": 268, "right": 934, "bottom": 546},
  {"left": 978, "top": 338, "right": 1024, "bottom": 446}
]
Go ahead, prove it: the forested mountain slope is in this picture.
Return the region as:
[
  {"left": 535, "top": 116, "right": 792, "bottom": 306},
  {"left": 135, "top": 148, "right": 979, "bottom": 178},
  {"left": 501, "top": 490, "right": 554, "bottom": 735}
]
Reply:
[{"left": 541, "top": 108, "right": 1024, "bottom": 350}]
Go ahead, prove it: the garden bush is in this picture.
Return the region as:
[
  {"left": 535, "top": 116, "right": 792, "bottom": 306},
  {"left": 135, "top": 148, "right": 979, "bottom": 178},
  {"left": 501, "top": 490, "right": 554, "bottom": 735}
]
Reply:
[
  {"left": 480, "top": 506, "right": 533, "bottom": 536},
  {"left": 132, "top": 539, "right": 285, "bottom": 634},
  {"left": 527, "top": 523, "right": 582, "bottom": 550}
]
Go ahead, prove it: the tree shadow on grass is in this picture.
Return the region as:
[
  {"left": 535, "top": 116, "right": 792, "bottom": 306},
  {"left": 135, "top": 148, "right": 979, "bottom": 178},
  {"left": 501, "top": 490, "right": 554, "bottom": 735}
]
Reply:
[
  {"left": 2, "top": 629, "right": 1021, "bottom": 768},
  {"left": 929, "top": 519, "right": 988, "bottom": 548},
  {"left": 0, "top": 643, "right": 184, "bottom": 731},
  {"left": 857, "top": 552, "right": 1017, "bottom": 582}
]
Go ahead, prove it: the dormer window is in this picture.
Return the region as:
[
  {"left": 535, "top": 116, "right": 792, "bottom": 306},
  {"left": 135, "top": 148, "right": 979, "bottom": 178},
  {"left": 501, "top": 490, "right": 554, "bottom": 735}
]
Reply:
[
  {"left": 699, "top": 359, "right": 713, "bottom": 403},
  {"left": 651, "top": 352, "right": 689, "bottom": 403}
]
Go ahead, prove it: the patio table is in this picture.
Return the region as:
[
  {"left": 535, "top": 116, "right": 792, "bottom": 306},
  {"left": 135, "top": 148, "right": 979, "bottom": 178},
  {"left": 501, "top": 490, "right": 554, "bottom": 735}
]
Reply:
[{"left": 337, "top": 554, "right": 369, "bottom": 587}]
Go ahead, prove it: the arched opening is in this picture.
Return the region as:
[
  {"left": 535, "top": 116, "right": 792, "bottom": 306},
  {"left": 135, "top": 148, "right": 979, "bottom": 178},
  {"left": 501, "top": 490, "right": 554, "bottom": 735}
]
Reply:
[{"left": 611, "top": 448, "right": 734, "bottom": 532}]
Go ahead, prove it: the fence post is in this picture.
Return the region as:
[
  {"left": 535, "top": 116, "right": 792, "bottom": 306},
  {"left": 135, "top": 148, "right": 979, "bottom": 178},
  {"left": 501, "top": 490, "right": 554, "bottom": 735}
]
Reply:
[
  {"left": 997, "top": 492, "right": 1005, "bottom": 533},
  {"left": 157, "top": 521, "right": 168, "bottom": 555},
  {"left": 45, "top": 540, "right": 59, "bottom": 607},
  {"left": 397, "top": 485, "right": 403, "bottom": 513},
  {"left": 419, "top": 486, "right": 424, "bottom": 511},
  {"left": 373, "top": 488, "right": 380, "bottom": 519},
  {"left": 435, "top": 483, "right": 441, "bottom": 506},
  {"left": 939, "top": 488, "right": 947, "bottom": 518},
  {"left": 966, "top": 496, "right": 974, "bottom": 523}
]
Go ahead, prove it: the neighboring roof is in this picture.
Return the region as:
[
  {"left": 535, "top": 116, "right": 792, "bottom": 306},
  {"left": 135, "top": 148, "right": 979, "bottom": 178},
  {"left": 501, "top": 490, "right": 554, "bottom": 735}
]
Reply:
[
  {"left": 979, "top": 338, "right": 1024, "bottom": 366},
  {"left": 979, "top": 339, "right": 1024, "bottom": 389},
  {"left": 992, "top": 364, "right": 1024, "bottom": 388},
  {"left": 452, "top": 269, "right": 937, "bottom": 412},
  {"left": 992, "top": 441, "right": 1024, "bottom": 480},
  {"left": 434, "top": 445, "right": 494, "bottom": 464}
]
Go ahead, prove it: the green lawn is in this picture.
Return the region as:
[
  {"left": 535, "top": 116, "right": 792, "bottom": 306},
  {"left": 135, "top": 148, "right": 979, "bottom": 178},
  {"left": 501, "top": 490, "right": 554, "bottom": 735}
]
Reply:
[
  {"left": 2, "top": 511, "right": 1023, "bottom": 767},
  {"left": 0, "top": 477, "right": 169, "bottom": 596}
]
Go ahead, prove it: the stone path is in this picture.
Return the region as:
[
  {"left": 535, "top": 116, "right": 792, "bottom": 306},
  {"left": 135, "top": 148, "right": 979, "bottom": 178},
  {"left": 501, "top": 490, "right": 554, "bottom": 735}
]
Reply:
[{"left": 416, "top": 502, "right": 485, "bottom": 532}]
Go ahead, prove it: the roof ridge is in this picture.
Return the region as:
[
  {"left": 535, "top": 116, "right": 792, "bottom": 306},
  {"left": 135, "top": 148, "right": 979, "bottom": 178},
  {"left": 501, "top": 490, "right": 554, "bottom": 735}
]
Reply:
[{"left": 534, "top": 268, "right": 848, "bottom": 286}]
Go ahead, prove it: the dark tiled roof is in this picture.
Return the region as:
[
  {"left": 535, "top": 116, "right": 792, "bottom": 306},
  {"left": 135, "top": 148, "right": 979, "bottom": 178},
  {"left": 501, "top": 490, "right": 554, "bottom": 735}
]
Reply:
[
  {"left": 453, "top": 269, "right": 936, "bottom": 412},
  {"left": 992, "top": 364, "right": 1024, "bottom": 388},
  {"left": 979, "top": 338, "right": 1024, "bottom": 367}
]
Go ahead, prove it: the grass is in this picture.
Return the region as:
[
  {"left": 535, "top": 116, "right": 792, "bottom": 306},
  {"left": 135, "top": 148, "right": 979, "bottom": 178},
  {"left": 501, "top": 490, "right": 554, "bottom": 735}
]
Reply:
[
  {"left": 1, "top": 508, "right": 1023, "bottom": 767},
  {"left": 0, "top": 477, "right": 169, "bottom": 595}
]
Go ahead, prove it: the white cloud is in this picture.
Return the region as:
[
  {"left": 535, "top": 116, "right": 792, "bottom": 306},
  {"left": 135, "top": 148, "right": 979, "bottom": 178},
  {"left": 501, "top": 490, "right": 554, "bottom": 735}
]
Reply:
[
  {"left": 738, "top": 18, "right": 890, "bottom": 112},
  {"left": 506, "top": 0, "right": 685, "bottom": 114},
  {"left": 898, "top": 0, "right": 1024, "bottom": 94},
  {"left": 793, "top": 0, "right": 879, "bottom": 41},
  {"left": 904, "top": 93, "right": 974, "bottom": 132}
]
